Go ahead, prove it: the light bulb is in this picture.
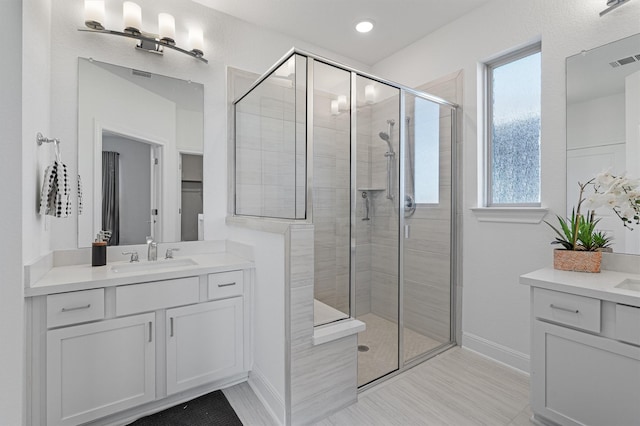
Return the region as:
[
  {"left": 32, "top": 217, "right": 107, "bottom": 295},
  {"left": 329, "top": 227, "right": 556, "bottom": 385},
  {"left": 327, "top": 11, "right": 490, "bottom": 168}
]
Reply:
[
  {"left": 337, "top": 95, "right": 347, "bottom": 110},
  {"left": 158, "top": 13, "right": 176, "bottom": 44},
  {"left": 355, "top": 20, "right": 374, "bottom": 33},
  {"left": 123, "top": 2, "right": 142, "bottom": 34},
  {"left": 365, "top": 84, "right": 375, "bottom": 104},
  {"left": 331, "top": 100, "right": 340, "bottom": 116},
  {"left": 84, "top": 0, "right": 105, "bottom": 30},
  {"left": 188, "top": 28, "right": 204, "bottom": 55}
]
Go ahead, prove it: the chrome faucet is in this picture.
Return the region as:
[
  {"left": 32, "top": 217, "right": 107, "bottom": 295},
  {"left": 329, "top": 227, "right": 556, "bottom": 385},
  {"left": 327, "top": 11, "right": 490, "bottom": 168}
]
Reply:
[{"left": 146, "top": 236, "right": 158, "bottom": 261}]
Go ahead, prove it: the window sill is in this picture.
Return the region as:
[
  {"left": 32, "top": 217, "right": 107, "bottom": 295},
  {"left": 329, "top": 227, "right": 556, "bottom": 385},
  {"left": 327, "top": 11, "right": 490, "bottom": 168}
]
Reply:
[{"left": 471, "top": 207, "right": 549, "bottom": 224}]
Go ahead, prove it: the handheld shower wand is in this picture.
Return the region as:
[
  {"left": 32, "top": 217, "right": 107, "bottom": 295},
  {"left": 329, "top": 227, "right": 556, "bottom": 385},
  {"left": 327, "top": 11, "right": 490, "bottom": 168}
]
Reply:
[{"left": 379, "top": 119, "right": 395, "bottom": 200}]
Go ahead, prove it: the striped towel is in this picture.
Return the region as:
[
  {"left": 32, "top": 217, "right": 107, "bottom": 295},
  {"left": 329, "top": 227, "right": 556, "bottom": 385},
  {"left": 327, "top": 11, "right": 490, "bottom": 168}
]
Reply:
[{"left": 39, "top": 161, "right": 71, "bottom": 218}]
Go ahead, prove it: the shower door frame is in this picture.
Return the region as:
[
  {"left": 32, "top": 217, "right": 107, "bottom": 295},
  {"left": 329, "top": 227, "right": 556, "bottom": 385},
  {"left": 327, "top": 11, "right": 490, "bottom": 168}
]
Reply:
[
  {"left": 348, "top": 74, "right": 459, "bottom": 390},
  {"left": 233, "top": 47, "right": 460, "bottom": 389},
  {"left": 298, "top": 48, "right": 461, "bottom": 389}
]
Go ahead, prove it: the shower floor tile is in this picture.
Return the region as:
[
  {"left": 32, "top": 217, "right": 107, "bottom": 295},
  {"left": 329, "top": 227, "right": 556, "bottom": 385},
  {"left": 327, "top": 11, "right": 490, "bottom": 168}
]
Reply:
[{"left": 356, "top": 313, "right": 444, "bottom": 386}]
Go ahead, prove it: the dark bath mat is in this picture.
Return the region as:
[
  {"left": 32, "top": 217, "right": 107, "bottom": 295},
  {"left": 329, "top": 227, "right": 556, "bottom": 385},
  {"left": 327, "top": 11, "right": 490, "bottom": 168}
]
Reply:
[{"left": 128, "top": 390, "right": 243, "bottom": 426}]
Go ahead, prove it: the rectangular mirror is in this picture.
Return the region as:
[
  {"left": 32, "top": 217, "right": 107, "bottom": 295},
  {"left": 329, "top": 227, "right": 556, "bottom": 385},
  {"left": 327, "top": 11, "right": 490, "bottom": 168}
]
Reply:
[
  {"left": 78, "top": 58, "right": 204, "bottom": 247},
  {"left": 567, "top": 33, "right": 640, "bottom": 255}
]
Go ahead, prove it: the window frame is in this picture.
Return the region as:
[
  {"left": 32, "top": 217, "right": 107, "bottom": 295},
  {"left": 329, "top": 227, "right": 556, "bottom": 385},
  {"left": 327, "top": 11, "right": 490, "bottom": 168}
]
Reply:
[{"left": 485, "top": 42, "right": 542, "bottom": 207}]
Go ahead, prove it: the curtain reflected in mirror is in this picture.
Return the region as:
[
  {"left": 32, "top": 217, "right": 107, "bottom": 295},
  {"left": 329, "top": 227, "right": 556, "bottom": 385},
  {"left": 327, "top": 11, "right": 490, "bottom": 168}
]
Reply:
[{"left": 102, "top": 151, "right": 120, "bottom": 245}]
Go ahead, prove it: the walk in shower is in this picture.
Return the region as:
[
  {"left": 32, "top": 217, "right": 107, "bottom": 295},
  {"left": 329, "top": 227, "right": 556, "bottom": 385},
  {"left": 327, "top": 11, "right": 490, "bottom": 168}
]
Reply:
[{"left": 234, "top": 49, "right": 457, "bottom": 388}]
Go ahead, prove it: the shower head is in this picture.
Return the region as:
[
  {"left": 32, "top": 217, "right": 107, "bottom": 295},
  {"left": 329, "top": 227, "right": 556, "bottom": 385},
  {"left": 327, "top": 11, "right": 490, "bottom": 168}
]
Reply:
[{"left": 378, "top": 131, "right": 394, "bottom": 154}]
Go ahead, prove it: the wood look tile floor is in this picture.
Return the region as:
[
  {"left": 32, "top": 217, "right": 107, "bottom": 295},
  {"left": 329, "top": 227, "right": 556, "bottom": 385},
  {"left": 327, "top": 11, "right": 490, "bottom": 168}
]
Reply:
[{"left": 224, "top": 347, "right": 531, "bottom": 426}]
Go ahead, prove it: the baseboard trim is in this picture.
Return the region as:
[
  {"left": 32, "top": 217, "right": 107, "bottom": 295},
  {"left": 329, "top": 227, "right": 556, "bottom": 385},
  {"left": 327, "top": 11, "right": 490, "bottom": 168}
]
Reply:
[
  {"left": 461, "top": 332, "right": 530, "bottom": 374},
  {"left": 248, "top": 366, "right": 285, "bottom": 425}
]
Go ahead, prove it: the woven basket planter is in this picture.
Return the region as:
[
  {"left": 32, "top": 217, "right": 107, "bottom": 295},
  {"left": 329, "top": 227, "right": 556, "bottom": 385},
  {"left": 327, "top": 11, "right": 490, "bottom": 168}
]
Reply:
[{"left": 553, "top": 249, "right": 602, "bottom": 273}]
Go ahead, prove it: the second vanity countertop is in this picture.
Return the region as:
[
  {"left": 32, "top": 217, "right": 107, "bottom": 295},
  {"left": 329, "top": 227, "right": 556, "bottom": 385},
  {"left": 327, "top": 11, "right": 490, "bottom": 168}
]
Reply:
[
  {"left": 25, "top": 252, "right": 254, "bottom": 297},
  {"left": 520, "top": 267, "right": 640, "bottom": 307}
]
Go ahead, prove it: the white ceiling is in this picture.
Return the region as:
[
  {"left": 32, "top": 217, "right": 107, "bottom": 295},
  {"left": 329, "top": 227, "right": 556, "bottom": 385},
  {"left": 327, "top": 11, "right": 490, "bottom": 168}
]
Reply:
[{"left": 192, "top": 0, "right": 492, "bottom": 66}]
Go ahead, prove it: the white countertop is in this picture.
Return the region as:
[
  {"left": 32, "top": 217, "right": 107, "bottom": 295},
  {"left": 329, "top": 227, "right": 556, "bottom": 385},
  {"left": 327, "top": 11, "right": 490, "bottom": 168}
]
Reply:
[
  {"left": 520, "top": 268, "right": 640, "bottom": 307},
  {"left": 25, "top": 253, "right": 254, "bottom": 297}
]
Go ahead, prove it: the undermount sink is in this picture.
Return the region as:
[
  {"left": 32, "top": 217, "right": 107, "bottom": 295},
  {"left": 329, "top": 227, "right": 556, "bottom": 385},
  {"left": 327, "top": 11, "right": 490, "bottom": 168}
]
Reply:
[
  {"left": 615, "top": 279, "right": 640, "bottom": 292},
  {"left": 110, "top": 258, "right": 198, "bottom": 273}
]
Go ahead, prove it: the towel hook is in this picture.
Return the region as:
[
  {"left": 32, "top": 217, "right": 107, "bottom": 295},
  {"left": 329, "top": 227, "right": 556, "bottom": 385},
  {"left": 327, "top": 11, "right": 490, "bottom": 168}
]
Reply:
[{"left": 36, "top": 132, "right": 60, "bottom": 146}]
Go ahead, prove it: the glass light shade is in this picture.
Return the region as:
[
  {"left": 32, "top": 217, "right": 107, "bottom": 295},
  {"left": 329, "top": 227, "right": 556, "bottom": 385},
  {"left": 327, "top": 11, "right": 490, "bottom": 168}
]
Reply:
[
  {"left": 337, "top": 94, "right": 348, "bottom": 110},
  {"left": 331, "top": 100, "right": 340, "bottom": 115},
  {"left": 365, "top": 84, "right": 375, "bottom": 104},
  {"left": 123, "top": 2, "right": 142, "bottom": 33},
  {"left": 188, "top": 28, "right": 204, "bottom": 54},
  {"left": 158, "top": 13, "right": 176, "bottom": 44},
  {"left": 84, "top": 0, "right": 105, "bottom": 30}
]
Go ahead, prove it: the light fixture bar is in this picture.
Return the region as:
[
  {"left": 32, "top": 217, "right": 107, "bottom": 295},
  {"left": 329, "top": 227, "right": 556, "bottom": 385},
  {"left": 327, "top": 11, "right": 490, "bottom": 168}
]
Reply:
[
  {"left": 78, "top": 27, "right": 208, "bottom": 63},
  {"left": 600, "top": 0, "right": 632, "bottom": 16}
]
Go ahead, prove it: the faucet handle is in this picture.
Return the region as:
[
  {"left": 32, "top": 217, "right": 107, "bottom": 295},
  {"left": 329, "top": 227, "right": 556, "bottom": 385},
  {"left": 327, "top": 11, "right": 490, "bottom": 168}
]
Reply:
[
  {"left": 122, "top": 251, "right": 139, "bottom": 263},
  {"left": 165, "top": 248, "right": 180, "bottom": 259}
]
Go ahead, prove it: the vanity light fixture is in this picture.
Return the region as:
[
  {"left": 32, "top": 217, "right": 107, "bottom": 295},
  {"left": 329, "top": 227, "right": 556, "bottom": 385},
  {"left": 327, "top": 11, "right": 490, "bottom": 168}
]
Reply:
[
  {"left": 600, "top": 0, "right": 633, "bottom": 16},
  {"left": 355, "top": 20, "right": 374, "bottom": 33},
  {"left": 79, "top": 0, "right": 208, "bottom": 63}
]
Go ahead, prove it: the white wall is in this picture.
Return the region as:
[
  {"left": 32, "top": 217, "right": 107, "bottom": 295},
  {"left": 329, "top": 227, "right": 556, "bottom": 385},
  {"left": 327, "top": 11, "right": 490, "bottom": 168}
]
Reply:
[
  {"left": 0, "top": 1, "right": 25, "bottom": 423},
  {"left": 372, "top": 0, "right": 640, "bottom": 370}
]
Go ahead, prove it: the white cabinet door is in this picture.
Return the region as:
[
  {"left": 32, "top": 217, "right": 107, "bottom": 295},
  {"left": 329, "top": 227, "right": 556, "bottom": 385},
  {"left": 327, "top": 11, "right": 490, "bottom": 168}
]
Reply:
[
  {"left": 47, "top": 313, "right": 156, "bottom": 426},
  {"left": 166, "top": 298, "right": 244, "bottom": 395},
  {"left": 532, "top": 320, "right": 640, "bottom": 426}
]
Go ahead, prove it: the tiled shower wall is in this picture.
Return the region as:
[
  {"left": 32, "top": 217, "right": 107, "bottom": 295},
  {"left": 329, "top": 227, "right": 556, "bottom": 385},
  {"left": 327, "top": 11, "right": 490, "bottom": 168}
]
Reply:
[
  {"left": 235, "top": 56, "right": 306, "bottom": 219},
  {"left": 368, "top": 96, "right": 401, "bottom": 323}
]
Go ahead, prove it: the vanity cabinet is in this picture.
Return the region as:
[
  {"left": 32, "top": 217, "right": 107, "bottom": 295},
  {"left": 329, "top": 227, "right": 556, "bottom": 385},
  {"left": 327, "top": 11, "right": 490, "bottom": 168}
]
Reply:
[
  {"left": 46, "top": 313, "right": 156, "bottom": 426},
  {"left": 27, "top": 265, "right": 252, "bottom": 426},
  {"left": 166, "top": 297, "right": 243, "bottom": 394},
  {"left": 530, "top": 287, "right": 640, "bottom": 426}
]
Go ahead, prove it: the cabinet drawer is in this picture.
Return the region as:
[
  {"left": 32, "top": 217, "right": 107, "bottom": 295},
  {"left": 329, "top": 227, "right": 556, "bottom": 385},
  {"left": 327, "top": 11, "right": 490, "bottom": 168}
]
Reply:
[
  {"left": 616, "top": 304, "right": 640, "bottom": 345},
  {"left": 533, "top": 287, "right": 601, "bottom": 333},
  {"left": 208, "top": 270, "right": 243, "bottom": 300},
  {"left": 47, "top": 289, "right": 105, "bottom": 328},
  {"left": 116, "top": 277, "right": 199, "bottom": 316}
]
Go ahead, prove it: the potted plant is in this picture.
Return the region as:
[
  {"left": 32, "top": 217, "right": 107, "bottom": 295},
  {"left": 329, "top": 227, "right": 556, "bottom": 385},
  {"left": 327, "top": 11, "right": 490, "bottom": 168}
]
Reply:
[{"left": 546, "top": 179, "right": 612, "bottom": 273}]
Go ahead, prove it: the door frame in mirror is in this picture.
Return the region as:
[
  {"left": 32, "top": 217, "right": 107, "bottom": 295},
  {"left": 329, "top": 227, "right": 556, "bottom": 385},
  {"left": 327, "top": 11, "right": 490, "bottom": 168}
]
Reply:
[{"left": 78, "top": 120, "right": 169, "bottom": 248}]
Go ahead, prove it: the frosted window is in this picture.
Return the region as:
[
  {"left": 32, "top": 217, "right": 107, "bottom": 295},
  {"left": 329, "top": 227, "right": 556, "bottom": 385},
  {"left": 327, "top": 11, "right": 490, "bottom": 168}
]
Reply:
[
  {"left": 488, "top": 48, "right": 541, "bottom": 205},
  {"left": 414, "top": 98, "right": 440, "bottom": 204}
]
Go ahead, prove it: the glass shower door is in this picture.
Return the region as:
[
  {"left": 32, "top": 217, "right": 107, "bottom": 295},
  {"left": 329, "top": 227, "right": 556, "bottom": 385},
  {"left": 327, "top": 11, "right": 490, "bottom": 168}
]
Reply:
[
  {"left": 401, "top": 93, "right": 453, "bottom": 364},
  {"left": 354, "top": 75, "right": 401, "bottom": 386}
]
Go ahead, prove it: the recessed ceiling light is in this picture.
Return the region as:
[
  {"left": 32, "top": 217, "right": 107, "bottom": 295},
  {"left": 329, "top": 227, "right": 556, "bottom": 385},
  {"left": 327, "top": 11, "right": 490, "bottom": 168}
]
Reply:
[{"left": 355, "top": 20, "right": 374, "bottom": 33}]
